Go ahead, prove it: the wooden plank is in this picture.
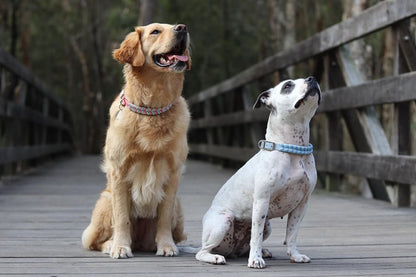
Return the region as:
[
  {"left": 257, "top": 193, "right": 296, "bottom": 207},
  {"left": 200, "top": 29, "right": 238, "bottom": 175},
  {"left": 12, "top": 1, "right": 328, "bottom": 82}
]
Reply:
[
  {"left": 319, "top": 71, "right": 416, "bottom": 112},
  {"left": 242, "top": 86, "right": 264, "bottom": 146},
  {"left": 0, "top": 48, "right": 74, "bottom": 169},
  {"left": 325, "top": 111, "right": 342, "bottom": 192},
  {"left": 0, "top": 98, "right": 72, "bottom": 132},
  {"left": 393, "top": 20, "right": 414, "bottom": 206},
  {"left": 0, "top": 47, "right": 70, "bottom": 113},
  {"left": 188, "top": 0, "right": 416, "bottom": 105},
  {"left": 336, "top": 45, "right": 391, "bottom": 202},
  {"left": 1, "top": 156, "right": 416, "bottom": 275},
  {"left": 0, "top": 144, "right": 72, "bottom": 165},
  {"left": 190, "top": 109, "right": 268, "bottom": 129},
  {"left": 189, "top": 72, "right": 416, "bottom": 131},
  {"left": 396, "top": 20, "right": 416, "bottom": 71},
  {"left": 315, "top": 150, "right": 416, "bottom": 185}
]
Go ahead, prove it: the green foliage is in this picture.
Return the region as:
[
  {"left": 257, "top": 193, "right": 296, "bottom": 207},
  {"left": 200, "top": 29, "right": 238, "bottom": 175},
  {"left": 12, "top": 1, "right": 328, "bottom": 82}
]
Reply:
[{"left": 0, "top": 0, "right": 362, "bottom": 152}]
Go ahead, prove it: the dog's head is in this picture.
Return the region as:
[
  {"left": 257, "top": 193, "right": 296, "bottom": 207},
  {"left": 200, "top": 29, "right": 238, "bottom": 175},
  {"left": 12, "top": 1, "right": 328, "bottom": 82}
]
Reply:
[
  {"left": 113, "top": 23, "right": 191, "bottom": 72},
  {"left": 253, "top": 77, "right": 321, "bottom": 120}
]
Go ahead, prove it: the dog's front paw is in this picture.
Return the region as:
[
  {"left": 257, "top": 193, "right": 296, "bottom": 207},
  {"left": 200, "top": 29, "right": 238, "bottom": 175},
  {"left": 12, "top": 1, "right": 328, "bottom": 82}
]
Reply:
[
  {"left": 196, "top": 250, "right": 226, "bottom": 264},
  {"left": 288, "top": 252, "right": 311, "bottom": 263},
  {"left": 206, "top": 254, "right": 226, "bottom": 264},
  {"left": 110, "top": 245, "right": 133, "bottom": 259},
  {"left": 156, "top": 243, "right": 178, "bottom": 257},
  {"left": 248, "top": 257, "right": 266, "bottom": 269}
]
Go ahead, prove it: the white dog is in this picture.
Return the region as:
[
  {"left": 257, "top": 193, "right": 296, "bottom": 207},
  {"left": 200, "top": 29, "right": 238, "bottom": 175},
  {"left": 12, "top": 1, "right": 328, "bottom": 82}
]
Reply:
[{"left": 195, "top": 77, "right": 321, "bottom": 268}]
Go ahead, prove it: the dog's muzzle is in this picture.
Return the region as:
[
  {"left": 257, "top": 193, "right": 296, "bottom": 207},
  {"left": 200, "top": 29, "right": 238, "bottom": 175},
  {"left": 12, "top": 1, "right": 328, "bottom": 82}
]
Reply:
[
  {"left": 305, "top": 76, "right": 321, "bottom": 104},
  {"left": 294, "top": 77, "right": 321, "bottom": 109}
]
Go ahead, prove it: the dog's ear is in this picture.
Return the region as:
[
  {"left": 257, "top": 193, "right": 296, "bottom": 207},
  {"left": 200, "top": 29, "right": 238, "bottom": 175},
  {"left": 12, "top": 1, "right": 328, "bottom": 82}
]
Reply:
[
  {"left": 185, "top": 49, "right": 192, "bottom": 70},
  {"left": 113, "top": 27, "right": 145, "bottom": 67},
  {"left": 253, "top": 90, "right": 270, "bottom": 109}
]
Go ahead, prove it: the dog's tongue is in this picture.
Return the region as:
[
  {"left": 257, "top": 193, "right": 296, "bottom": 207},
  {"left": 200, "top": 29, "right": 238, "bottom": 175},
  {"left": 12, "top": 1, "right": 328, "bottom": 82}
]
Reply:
[{"left": 167, "top": 54, "right": 188, "bottom": 62}]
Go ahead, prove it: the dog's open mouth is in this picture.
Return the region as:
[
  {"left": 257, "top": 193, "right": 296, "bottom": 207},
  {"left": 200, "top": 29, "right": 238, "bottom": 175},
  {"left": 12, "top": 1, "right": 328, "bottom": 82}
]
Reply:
[
  {"left": 294, "top": 87, "right": 321, "bottom": 109},
  {"left": 153, "top": 52, "right": 188, "bottom": 68},
  {"left": 153, "top": 38, "right": 189, "bottom": 69}
]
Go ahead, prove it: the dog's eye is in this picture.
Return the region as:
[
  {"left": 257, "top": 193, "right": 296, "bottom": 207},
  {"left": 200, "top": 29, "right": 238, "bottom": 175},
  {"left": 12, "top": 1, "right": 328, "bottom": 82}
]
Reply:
[
  {"left": 281, "top": 81, "right": 295, "bottom": 94},
  {"left": 150, "top": 29, "right": 161, "bottom": 35}
]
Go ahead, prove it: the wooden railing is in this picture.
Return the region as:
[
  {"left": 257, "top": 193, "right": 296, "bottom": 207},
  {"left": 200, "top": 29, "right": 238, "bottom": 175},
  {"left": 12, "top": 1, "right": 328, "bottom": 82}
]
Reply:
[
  {"left": 0, "top": 47, "right": 74, "bottom": 175},
  {"left": 188, "top": 0, "right": 416, "bottom": 207}
]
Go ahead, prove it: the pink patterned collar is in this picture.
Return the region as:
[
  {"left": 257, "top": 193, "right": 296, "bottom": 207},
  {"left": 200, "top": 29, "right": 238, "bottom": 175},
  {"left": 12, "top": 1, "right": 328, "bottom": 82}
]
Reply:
[{"left": 119, "top": 90, "right": 174, "bottom": 116}]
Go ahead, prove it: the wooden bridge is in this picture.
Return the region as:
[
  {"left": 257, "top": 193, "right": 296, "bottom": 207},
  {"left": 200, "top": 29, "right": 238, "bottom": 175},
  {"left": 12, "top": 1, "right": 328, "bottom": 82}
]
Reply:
[
  {"left": 0, "top": 156, "right": 415, "bottom": 276},
  {"left": 1, "top": 0, "right": 416, "bottom": 276}
]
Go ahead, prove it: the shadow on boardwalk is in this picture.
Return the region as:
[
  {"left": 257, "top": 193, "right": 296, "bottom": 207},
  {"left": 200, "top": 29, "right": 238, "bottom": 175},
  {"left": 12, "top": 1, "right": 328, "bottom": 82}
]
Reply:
[{"left": 0, "top": 155, "right": 415, "bottom": 276}]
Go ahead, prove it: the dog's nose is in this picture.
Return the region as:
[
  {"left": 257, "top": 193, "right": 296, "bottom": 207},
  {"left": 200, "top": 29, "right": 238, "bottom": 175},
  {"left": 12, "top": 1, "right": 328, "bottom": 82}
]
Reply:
[
  {"left": 305, "top": 76, "right": 316, "bottom": 83},
  {"left": 174, "top": 24, "right": 187, "bottom": 33}
]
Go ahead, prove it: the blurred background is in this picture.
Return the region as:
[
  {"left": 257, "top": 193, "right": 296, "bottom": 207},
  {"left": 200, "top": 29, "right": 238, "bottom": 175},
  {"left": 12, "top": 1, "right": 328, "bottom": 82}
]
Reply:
[{"left": 0, "top": 0, "right": 368, "bottom": 154}]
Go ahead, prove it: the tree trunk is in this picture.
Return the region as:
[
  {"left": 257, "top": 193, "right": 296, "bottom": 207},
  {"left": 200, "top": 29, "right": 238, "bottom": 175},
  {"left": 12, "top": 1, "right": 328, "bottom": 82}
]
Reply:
[
  {"left": 86, "top": 0, "right": 105, "bottom": 154},
  {"left": 221, "top": 0, "right": 231, "bottom": 78},
  {"left": 138, "top": 0, "right": 155, "bottom": 26},
  {"left": 69, "top": 36, "right": 93, "bottom": 153},
  {"left": 342, "top": 0, "right": 371, "bottom": 79},
  {"left": 20, "top": 0, "right": 30, "bottom": 67},
  {"left": 10, "top": 0, "right": 19, "bottom": 57},
  {"left": 267, "top": 0, "right": 295, "bottom": 82}
]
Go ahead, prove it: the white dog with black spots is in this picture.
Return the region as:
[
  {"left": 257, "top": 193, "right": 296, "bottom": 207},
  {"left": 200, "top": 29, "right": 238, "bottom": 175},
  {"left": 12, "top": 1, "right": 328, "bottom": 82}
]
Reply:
[{"left": 195, "top": 77, "right": 321, "bottom": 268}]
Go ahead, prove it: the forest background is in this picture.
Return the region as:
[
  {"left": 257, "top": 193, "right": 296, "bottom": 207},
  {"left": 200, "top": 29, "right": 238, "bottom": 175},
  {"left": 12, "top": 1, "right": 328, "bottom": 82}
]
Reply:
[{"left": 0, "top": 0, "right": 391, "bottom": 154}]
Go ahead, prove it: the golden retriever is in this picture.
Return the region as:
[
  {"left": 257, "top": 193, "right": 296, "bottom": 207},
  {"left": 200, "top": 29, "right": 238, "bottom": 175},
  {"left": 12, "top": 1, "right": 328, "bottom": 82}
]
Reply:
[{"left": 82, "top": 23, "right": 191, "bottom": 259}]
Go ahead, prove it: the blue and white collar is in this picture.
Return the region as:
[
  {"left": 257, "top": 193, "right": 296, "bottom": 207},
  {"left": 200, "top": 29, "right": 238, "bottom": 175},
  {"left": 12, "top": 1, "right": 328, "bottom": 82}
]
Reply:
[{"left": 258, "top": 140, "right": 313, "bottom": 155}]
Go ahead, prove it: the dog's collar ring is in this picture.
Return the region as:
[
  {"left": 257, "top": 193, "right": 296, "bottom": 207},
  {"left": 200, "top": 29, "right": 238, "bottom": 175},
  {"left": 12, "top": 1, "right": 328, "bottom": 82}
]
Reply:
[
  {"left": 258, "top": 140, "right": 313, "bottom": 155},
  {"left": 119, "top": 90, "right": 174, "bottom": 116}
]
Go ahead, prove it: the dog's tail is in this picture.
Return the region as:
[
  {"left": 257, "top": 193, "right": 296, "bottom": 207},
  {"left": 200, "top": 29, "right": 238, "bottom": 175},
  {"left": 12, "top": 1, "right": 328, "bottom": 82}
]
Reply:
[{"left": 177, "top": 245, "right": 201, "bottom": 254}]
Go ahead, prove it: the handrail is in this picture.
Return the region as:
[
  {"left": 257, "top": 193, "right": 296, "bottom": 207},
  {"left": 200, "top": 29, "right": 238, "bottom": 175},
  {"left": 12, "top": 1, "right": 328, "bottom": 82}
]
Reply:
[
  {"left": 187, "top": 0, "right": 416, "bottom": 207},
  {"left": 0, "top": 47, "right": 74, "bottom": 171}
]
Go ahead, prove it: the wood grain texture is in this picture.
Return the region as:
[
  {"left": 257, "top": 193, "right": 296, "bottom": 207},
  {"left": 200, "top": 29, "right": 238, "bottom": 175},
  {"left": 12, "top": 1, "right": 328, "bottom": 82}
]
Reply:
[
  {"left": 315, "top": 150, "right": 416, "bottom": 185},
  {"left": 0, "top": 156, "right": 415, "bottom": 276},
  {"left": 0, "top": 144, "right": 72, "bottom": 165},
  {"left": 318, "top": 71, "right": 416, "bottom": 112},
  {"left": 189, "top": 72, "right": 416, "bottom": 130}
]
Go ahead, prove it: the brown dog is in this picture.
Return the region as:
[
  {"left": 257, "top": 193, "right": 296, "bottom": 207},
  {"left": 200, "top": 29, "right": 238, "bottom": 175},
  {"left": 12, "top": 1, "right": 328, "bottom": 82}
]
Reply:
[{"left": 82, "top": 23, "right": 191, "bottom": 259}]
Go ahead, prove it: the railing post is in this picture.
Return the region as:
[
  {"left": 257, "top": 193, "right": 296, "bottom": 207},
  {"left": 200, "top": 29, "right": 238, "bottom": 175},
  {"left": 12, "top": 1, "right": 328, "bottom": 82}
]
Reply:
[
  {"left": 0, "top": 46, "right": 74, "bottom": 174},
  {"left": 391, "top": 20, "right": 416, "bottom": 207},
  {"left": 203, "top": 99, "right": 215, "bottom": 163},
  {"left": 324, "top": 53, "right": 342, "bottom": 192},
  {"left": 242, "top": 86, "right": 263, "bottom": 147}
]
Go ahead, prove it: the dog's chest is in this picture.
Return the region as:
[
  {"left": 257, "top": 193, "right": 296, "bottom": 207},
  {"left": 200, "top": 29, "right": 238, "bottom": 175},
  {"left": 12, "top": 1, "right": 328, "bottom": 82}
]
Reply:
[
  {"left": 267, "top": 160, "right": 314, "bottom": 218},
  {"left": 127, "top": 157, "right": 170, "bottom": 218}
]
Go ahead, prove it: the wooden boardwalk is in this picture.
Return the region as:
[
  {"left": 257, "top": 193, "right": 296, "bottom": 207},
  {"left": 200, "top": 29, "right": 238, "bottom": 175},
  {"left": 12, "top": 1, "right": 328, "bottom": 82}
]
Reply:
[{"left": 0, "top": 155, "right": 415, "bottom": 276}]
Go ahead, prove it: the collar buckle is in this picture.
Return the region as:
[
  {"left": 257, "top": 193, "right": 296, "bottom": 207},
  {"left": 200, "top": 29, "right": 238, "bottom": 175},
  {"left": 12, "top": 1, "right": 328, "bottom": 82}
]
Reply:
[{"left": 258, "top": 140, "right": 275, "bottom": 151}]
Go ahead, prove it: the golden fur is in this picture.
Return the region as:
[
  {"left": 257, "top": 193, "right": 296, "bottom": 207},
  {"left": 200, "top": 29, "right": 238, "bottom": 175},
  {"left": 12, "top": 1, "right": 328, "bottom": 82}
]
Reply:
[{"left": 82, "top": 23, "right": 191, "bottom": 258}]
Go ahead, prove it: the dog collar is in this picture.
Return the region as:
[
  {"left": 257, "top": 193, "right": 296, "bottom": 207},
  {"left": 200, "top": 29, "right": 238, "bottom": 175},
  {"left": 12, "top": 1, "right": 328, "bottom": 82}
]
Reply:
[
  {"left": 258, "top": 140, "right": 313, "bottom": 155},
  {"left": 119, "top": 90, "right": 173, "bottom": 116}
]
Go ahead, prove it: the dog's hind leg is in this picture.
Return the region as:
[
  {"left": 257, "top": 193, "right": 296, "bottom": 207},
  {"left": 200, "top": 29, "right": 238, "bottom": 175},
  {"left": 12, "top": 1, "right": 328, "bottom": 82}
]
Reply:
[
  {"left": 195, "top": 209, "right": 234, "bottom": 264},
  {"left": 82, "top": 189, "right": 113, "bottom": 251},
  {"left": 172, "top": 198, "right": 187, "bottom": 244}
]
